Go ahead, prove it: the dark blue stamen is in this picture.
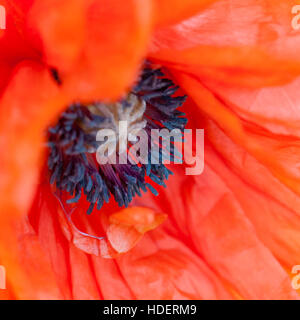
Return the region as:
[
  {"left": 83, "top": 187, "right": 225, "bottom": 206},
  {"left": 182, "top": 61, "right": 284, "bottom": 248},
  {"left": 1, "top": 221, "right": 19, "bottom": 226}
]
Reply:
[{"left": 47, "top": 64, "right": 187, "bottom": 214}]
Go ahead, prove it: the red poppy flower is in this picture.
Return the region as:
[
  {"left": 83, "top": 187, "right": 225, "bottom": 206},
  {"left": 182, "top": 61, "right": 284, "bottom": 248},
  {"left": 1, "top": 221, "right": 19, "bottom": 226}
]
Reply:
[{"left": 1, "top": 0, "right": 300, "bottom": 300}]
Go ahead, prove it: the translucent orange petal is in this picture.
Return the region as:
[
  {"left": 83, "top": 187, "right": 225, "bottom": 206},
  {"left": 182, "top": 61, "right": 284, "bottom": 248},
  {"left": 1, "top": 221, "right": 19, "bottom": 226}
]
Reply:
[
  {"left": 155, "top": 69, "right": 300, "bottom": 298},
  {"left": 28, "top": 0, "right": 87, "bottom": 70},
  {"left": 173, "top": 72, "right": 300, "bottom": 196},
  {"left": 134, "top": 163, "right": 299, "bottom": 299},
  {"left": 0, "top": 1, "right": 41, "bottom": 92},
  {"left": 0, "top": 213, "right": 63, "bottom": 299},
  {"left": 149, "top": 0, "right": 300, "bottom": 87},
  {"left": 109, "top": 207, "right": 167, "bottom": 233},
  {"left": 199, "top": 74, "right": 300, "bottom": 269},
  {"left": 29, "top": 182, "right": 231, "bottom": 299},
  {"left": 107, "top": 208, "right": 166, "bottom": 253},
  {"left": 204, "top": 123, "right": 300, "bottom": 270},
  {"left": 186, "top": 166, "right": 298, "bottom": 300},
  {"left": 90, "top": 255, "right": 135, "bottom": 299},
  {"left": 198, "top": 76, "right": 300, "bottom": 137},
  {"left": 69, "top": 244, "right": 102, "bottom": 299},
  {"left": 177, "top": 72, "right": 300, "bottom": 271},
  {"left": 30, "top": 0, "right": 153, "bottom": 101},
  {"left": 153, "top": 0, "right": 218, "bottom": 28},
  {"left": 0, "top": 62, "right": 68, "bottom": 299},
  {"left": 0, "top": 61, "right": 66, "bottom": 216},
  {"left": 113, "top": 228, "right": 233, "bottom": 299}
]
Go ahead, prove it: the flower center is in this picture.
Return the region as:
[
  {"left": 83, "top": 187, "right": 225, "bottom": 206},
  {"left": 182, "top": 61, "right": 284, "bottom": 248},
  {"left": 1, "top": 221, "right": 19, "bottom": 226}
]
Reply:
[
  {"left": 48, "top": 64, "right": 187, "bottom": 214},
  {"left": 85, "top": 93, "right": 147, "bottom": 156}
]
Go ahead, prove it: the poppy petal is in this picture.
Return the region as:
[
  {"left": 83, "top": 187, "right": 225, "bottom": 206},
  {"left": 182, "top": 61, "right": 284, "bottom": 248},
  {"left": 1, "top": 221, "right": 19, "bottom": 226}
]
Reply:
[
  {"left": 30, "top": 0, "right": 153, "bottom": 101},
  {"left": 0, "top": 62, "right": 66, "bottom": 299},
  {"left": 0, "top": 61, "right": 65, "bottom": 216},
  {"left": 107, "top": 207, "right": 167, "bottom": 253},
  {"left": 204, "top": 122, "right": 300, "bottom": 270},
  {"left": 135, "top": 163, "right": 299, "bottom": 299},
  {"left": 150, "top": 0, "right": 300, "bottom": 87},
  {"left": 173, "top": 72, "right": 300, "bottom": 196},
  {"left": 187, "top": 157, "right": 298, "bottom": 300},
  {"left": 114, "top": 228, "right": 234, "bottom": 299},
  {"left": 153, "top": 0, "right": 218, "bottom": 28}
]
